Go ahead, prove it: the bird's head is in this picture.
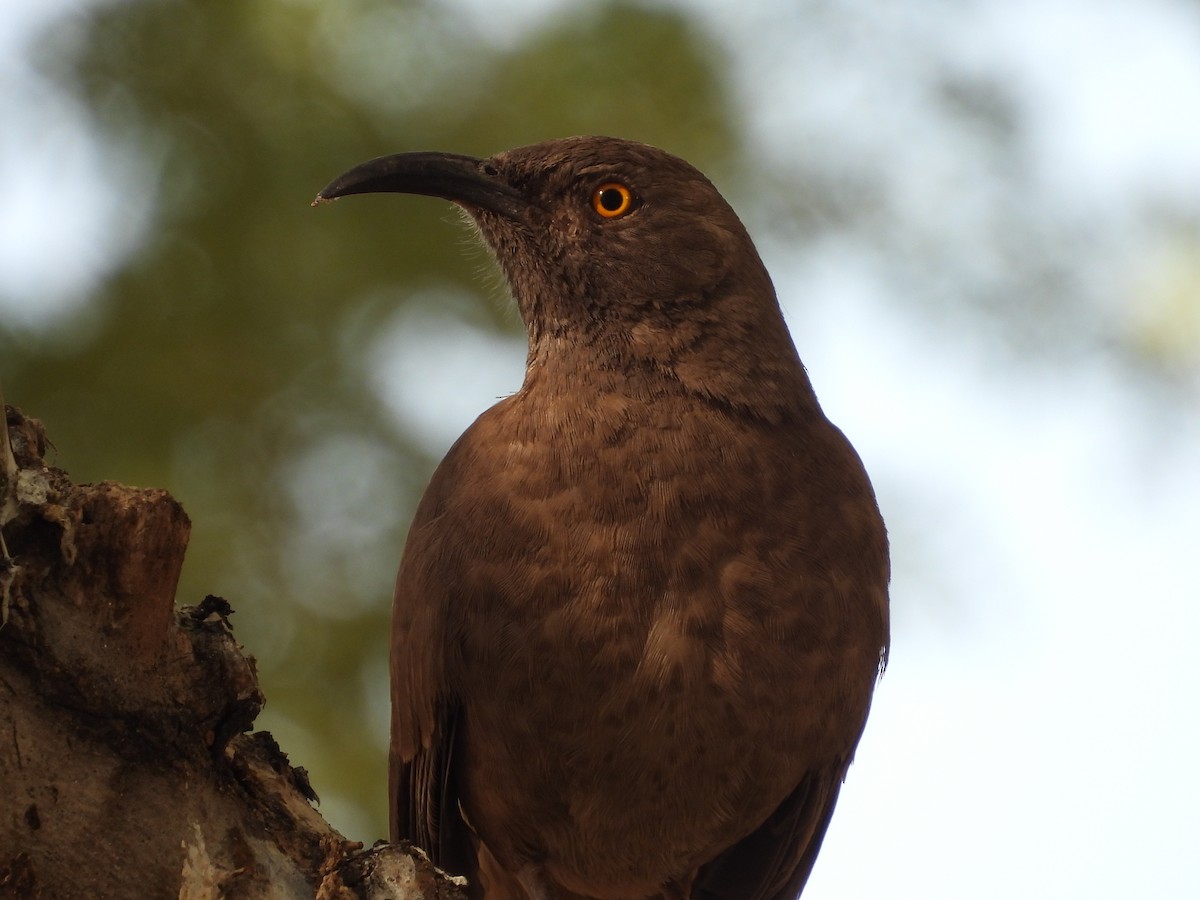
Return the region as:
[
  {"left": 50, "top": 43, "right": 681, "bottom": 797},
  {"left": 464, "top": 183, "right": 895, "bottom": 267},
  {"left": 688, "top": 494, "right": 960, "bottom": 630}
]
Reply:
[{"left": 316, "top": 136, "right": 810, "bottom": 412}]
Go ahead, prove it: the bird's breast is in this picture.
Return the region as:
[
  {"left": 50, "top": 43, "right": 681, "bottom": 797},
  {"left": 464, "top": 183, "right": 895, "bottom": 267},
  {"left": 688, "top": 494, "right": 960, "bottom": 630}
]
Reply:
[{"left": 446, "top": 390, "right": 887, "bottom": 887}]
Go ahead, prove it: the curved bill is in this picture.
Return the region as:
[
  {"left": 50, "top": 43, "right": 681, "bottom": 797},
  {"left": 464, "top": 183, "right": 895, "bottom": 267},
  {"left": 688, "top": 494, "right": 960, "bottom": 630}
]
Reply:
[{"left": 312, "top": 151, "right": 527, "bottom": 219}]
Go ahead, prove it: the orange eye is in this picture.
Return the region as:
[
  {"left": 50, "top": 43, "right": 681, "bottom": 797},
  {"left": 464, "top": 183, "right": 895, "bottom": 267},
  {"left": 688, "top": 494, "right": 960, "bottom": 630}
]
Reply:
[{"left": 591, "top": 182, "right": 635, "bottom": 218}]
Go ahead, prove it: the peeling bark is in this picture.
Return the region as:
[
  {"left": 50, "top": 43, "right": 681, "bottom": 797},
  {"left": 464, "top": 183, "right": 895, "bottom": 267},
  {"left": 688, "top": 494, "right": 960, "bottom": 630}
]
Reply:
[{"left": 0, "top": 405, "right": 464, "bottom": 900}]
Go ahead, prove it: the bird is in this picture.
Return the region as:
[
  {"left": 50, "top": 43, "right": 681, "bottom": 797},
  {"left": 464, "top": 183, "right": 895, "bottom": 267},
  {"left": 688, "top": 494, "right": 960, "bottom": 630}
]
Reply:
[{"left": 314, "top": 136, "right": 889, "bottom": 900}]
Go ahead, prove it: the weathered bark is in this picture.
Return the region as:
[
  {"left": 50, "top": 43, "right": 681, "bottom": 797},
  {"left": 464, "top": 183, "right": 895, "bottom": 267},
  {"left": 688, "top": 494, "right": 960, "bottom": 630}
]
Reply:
[{"left": 0, "top": 405, "right": 464, "bottom": 900}]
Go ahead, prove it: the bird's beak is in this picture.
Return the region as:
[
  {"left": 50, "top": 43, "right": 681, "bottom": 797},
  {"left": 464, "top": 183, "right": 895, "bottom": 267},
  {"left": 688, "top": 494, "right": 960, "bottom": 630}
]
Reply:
[{"left": 312, "top": 151, "right": 527, "bottom": 219}]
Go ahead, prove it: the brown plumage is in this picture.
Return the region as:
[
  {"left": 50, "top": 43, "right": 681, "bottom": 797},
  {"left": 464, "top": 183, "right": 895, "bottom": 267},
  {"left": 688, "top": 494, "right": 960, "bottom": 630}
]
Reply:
[{"left": 316, "top": 137, "right": 889, "bottom": 900}]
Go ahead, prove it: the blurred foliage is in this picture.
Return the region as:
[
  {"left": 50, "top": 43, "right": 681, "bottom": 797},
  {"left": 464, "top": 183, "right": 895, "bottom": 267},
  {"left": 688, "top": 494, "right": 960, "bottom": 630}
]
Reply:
[
  {"left": 4, "top": 0, "right": 1197, "bottom": 846},
  {"left": 1, "top": 0, "right": 741, "bottom": 840}
]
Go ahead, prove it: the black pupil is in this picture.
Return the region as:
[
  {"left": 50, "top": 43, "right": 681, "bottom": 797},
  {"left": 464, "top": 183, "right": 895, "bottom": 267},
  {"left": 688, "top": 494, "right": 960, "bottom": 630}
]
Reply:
[{"left": 600, "top": 188, "right": 625, "bottom": 211}]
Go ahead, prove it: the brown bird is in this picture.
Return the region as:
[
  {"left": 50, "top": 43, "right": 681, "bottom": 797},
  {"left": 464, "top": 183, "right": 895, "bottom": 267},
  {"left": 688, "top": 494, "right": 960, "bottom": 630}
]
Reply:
[{"left": 315, "top": 137, "right": 889, "bottom": 900}]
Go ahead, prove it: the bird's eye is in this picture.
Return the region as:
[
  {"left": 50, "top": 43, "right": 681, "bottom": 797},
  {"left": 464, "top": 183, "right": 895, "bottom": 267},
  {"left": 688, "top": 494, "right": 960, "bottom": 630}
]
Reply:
[{"left": 591, "top": 182, "right": 636, "bottom": 219}]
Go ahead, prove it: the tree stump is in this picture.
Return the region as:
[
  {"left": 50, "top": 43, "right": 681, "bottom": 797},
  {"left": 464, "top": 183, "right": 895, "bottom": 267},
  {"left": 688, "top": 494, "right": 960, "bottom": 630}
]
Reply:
[{"left": 0, "top": 405, "right": 463, "bottom": 900}]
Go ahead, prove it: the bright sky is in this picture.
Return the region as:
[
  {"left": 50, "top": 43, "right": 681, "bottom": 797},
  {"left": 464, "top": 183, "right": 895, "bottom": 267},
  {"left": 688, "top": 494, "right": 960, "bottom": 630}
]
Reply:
[{"left": 3, "top": 1, "right": 1198, "bottom": 898}]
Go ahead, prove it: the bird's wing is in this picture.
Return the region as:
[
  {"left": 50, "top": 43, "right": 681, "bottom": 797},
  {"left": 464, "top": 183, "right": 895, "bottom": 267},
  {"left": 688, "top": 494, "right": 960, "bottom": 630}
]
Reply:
[
  {"left": 389, "top": 698, "right": 473, "bottom": 874},
  {"left": 388, "top": 448, "right": 476, "bottom": 877},
  {"left": 692, "top": 766, "right": 848, "bottom": 900}
]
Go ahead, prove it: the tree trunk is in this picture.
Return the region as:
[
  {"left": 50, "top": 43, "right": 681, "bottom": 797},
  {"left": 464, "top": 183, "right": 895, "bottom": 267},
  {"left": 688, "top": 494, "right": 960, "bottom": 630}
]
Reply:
[{"left": 0, "top": 405, "right": 464, "bottom": 900}]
